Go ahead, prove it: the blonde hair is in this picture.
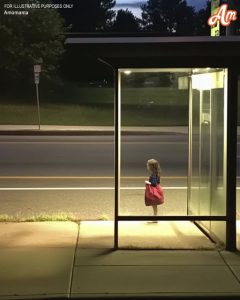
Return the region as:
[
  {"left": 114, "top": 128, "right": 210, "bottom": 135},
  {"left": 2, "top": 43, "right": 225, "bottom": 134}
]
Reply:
[{"left": 147, "top": 158, "right": 161, "bottom": 180}]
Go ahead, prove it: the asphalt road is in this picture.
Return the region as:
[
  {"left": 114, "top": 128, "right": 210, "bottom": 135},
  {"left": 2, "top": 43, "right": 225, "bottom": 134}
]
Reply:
[
  {"left": 0, "top": 134, "right": 188, "bottom": 187},
  {"left": 0, "top": 134, "right": 239, "bottom": 219}
]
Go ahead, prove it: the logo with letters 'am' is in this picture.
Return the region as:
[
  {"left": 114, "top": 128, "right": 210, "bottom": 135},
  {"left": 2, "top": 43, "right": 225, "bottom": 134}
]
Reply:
[{"left": 208, "top": 4, "right": 237, "bottom": 27}]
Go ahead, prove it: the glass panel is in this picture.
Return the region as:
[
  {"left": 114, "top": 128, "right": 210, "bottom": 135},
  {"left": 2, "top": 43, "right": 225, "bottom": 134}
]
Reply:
[
  {"left": 189, "top": 69, "right": 226, "bottom": 219},
  {"left": 200, "top": 89, "right": 211, "bottom": 217},
  {"left": 119, "top": 69, "right": 190, "bottom": 217},
  {"left": 119, "top": 68, "right": 227, "bottom": 222},
  {"left": 210, "top": 221, "right": 226, "bottom": 247},
  {"left": 211, "top": 87, "right": 225, "bottom": 216},
  {"left": 188, "top": 89, "right": 200, "bottom": 215}
]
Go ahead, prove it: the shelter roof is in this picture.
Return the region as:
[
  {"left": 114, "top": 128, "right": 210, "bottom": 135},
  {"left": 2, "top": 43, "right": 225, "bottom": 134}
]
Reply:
[{"left": 65, "top": 35, "right": 240, "bottom": 68}]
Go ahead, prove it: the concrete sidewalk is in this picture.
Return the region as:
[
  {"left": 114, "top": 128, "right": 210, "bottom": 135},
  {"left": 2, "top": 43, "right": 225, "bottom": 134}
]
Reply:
[{"left": 1, "top": 221, "right": 240, "bottom": 299}]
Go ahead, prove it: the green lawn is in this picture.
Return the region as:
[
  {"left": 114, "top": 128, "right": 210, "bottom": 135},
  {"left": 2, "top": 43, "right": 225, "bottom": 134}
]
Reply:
[{"left": 1, "top": 86, "right": 236, "bottom": 126}]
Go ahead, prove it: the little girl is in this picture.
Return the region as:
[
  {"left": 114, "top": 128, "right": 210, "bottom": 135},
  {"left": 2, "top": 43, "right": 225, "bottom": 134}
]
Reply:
[{"left": 145, "top": 158, "right": 161, "bottom": 216}]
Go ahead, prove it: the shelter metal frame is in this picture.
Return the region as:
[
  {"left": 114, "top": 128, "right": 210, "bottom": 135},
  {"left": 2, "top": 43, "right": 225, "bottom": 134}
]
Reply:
[
  {"left": 113, "top": 66, "right": 237, "bottom": 251},
  {"left": 65, "top": 36, "right": 240, "bottom": 251}
]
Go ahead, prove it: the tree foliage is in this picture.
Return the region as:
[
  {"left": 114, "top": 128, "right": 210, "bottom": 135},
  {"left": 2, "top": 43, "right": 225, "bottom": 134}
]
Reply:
[
  {"left": 54, "top": 0, "right": 116, "bottom": 32},
  {"left": 110, "top": 9, "right": 140, "bottom": 32},
  {"left": 0, "top": 0, "right": 66, "bottom": 87},
  {"left": 225, "top": 0, "right": 240, "bottom": 35},
  {"left": 194, "top": 1, "right": 210, "bottom": 36},
  {"left": 141, "top": 0, "right": 197, "bottom": 35}
]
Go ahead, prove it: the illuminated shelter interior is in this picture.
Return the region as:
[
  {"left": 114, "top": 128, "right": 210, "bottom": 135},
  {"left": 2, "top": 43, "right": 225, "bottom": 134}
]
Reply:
[{"left": 65, "top": 35, "right": 240, "bottom": 251}]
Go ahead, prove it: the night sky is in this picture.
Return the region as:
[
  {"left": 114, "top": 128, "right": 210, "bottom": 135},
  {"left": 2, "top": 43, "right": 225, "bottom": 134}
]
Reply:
[{"left": 115, "top": 0, "right": 208, "bottom": 17}]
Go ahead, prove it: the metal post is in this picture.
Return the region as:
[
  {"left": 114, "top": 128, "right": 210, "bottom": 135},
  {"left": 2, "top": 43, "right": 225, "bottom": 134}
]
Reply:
[
  {"left": 114, "top": 68, "right": 119, "bottom": 250},
  {"left": 34, "top": 64, "right": 41, "bottom": 130},
  {"left": 187, "top": 74, "right": 192, "bottom": 215},
  {"left": 226, "top": 67, "right": 238, "bottom": 251},
  {"left": 35, "top": 83, "right": 41, "bottom": 130},
  {"left": 97, "top": 58, "right": 119, "bottom": 250}
]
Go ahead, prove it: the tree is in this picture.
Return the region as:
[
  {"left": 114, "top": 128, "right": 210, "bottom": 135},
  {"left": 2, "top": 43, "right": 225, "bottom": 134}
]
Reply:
[
  {"left": 141, "top": 0, "right": 196, "bottom": 36},
  {"left": 110, "top": 9, "right": 140, "bottom": 32},
  {"left": 0, "top": 0, "right": 66, "bottom": 88},
  {"left": 194, "top": 0, "right": 211, "bottom": 36},
  {"left": 224, "top": 0, "right": 240, "bottom": 35},
  {"left": 53, "top": 0, "right": 116, "bottom": 32}
]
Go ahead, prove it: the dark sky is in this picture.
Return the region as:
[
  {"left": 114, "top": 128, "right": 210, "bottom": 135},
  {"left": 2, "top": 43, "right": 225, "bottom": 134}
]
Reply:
[{"left": 115, "top": 0, "right": 208, "bottom": 17}]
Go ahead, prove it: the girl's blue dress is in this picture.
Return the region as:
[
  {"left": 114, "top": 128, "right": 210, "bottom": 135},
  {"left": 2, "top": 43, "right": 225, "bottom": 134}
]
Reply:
[{"left": 149, "top": 174, "right": 160, "bottom": 187}]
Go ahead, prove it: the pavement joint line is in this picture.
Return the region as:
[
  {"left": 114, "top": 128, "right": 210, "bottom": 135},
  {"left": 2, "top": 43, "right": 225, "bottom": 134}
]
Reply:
[
  {"left": 0, "top": 186, "right": 187, "bottom": 190},
  {"left": 218, "top": 251, "right": 240, "bottom": 285},
  {"left": 69, "top": 223, "right": 80, "bottom": 297}
]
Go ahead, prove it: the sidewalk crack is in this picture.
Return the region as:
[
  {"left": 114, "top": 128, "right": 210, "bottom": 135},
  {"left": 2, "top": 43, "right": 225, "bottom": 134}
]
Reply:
[{"left": 68, "top": 221, "right": 80, "bottom": 298}]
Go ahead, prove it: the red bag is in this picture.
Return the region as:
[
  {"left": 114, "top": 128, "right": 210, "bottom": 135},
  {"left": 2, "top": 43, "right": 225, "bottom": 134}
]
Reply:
[{"left": 145, "top": 184, "right": 164, "bottom": 206}]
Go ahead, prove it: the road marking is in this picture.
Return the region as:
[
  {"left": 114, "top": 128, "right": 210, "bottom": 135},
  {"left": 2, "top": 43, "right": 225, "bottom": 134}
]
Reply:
[
  {"left": 0, "top": 176, "right": 115, "bottom": 179},
  {"left": 0, "top": 186, "right": 187, "bottom": 191},
  {"left": 1, "top": 187, "right": 240, "bottom": 190},
  {"left": 0, "top": 142, "right": 188, "bottom": 146},
  {"left": 1, "top": 187, "right": 240, "bottom": 191},
  {"left": 0, "top": 176, "right": 187, "bottom": 179},
  {"left": 0, "top": 141, "right": 114, "bottom": 145}
]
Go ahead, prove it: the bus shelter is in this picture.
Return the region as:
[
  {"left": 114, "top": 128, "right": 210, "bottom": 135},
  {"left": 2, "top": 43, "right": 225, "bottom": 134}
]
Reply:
[{"left": 65, "top": 35, "right": 240, "bottom": 251}]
